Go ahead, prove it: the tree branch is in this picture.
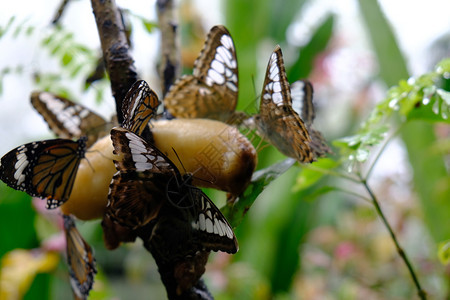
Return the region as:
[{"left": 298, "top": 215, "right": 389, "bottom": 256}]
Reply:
[
  {"left": 157, "top": 0, "right": 181, "bottom": 96},
  {"left": 91, "top": 0, "right": 138, "bottom": 124}
]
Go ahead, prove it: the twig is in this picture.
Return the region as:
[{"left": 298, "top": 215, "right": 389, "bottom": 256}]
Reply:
[
  {"left": 156, "top": 0, "right": 181, "bottom": 96},
  {"left": 90, "top": 0, "right": 138, "bottom": 124},
  {"left": 364, "top": 125, "right": 404, "bottom": 181},
  {"left": 51, "top": 0, "right": 71, "bottom": 25},
  {"left": 361, "top": 177, "right": 427, "bottom": 299}
]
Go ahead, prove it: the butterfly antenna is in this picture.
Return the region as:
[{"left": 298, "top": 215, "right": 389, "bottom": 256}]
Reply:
[{"left": 84, "top": 155, "right": 96, "bottom": 173}]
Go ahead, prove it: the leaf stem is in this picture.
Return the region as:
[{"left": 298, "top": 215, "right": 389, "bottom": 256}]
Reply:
[
  {"left": 361, "top": 177, "right": 427, "bottom": 299},
  {"left": 364, "top": 124, "right": 404, "bottom": 181}
]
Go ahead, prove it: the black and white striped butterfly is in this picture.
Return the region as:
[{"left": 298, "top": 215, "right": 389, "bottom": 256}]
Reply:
[
  {"left": 290, "top": 80, "right": 332, "bottom": 158},
  {"left": 31, "top": 92, "right": 113, "bottom": 148},
  {"left": 104, "top": 127, "right": 238, "bottom": 254},
  {"left": 63, "top": 214, "right": 96, "bottom": 300},
  {"left": 255, "top": 46, "right": 315, "bottom": 163},
  {"left": 164, "top": 25, "right": 239, "bottom": 123},
  {"left": 0, "top": 137, "right": 87, "bottom": 209}
]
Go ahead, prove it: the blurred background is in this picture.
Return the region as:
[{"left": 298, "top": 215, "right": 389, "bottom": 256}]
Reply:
[{"left": 0, "top": 0, "right": 449, "bottom": 299}]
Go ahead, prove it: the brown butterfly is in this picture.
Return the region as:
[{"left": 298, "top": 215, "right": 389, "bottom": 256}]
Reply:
[
  {"left": 290, "top": 80, "right": 332, "bottom": 157},
  {"left": 164, "top": 25, "right": 239, "bottom": 123},
  {"left": 31, "top": 92, "right": 113, "bottom": 148},
  {"left": 63, "top": 214, "right": 96, "bottom": 300},
  {"left": 0, "top": 137, "right": 87, "bottom": 209},
  {"left": 255, "top": 46, "right": 315, "bottom": 163},
  {"left": 121, "top": 80, "right": 160, "bottom": 136},
  {"left": 103, "top": 127, "right": 238, "bottom": 254}
]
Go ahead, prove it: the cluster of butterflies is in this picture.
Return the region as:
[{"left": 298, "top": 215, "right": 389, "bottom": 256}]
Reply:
[{"left": 0, "top": 25, "right": 330, "bottom": 299}]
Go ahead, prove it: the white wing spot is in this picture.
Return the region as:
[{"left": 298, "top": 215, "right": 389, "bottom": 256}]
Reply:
[
  {"left": 199, "top": 213, "right": 206, "bottom": 231},
  {"left": 206, "top": 68, "right": 225, "bottom": 86},
  {"left": 205, "top": 218, "right": 214, "bottom": 233}
]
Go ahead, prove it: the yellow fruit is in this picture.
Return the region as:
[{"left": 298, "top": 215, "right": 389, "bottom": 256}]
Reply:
[
  {"left": 61, "top": 135, "right": 119, "bottom": 220},
  {"left": 62, "top": 118, "right": 257, "bottom": 220}
]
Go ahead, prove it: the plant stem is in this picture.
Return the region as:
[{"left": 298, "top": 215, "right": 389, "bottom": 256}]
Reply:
[
  {"left": 364, "top": 125, "right": 404, "bottom": 181},
  {"left": 361, "top": 178, "right": 427, "bottom": 300}
]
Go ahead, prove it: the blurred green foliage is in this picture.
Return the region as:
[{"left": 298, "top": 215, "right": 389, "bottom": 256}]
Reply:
[{"left": 0, "top": 0, "right": 449, "bottom": 299}]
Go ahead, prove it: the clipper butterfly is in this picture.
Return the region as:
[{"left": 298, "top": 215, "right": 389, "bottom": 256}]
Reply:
[
  {"left": 104, "top": 127, "right": 238, "bottom": 254},
  {"left": 255, "top": 46, "right": 315, "bottom": 163},
  {"left": 290, "top": 80, "right": 332, "bottom": 157},
  {"left": 164, "top": 25, "right": 239, "bottom": 123},
  {"left": 31, "top": 92, "right": 113, "bottom": 148}
]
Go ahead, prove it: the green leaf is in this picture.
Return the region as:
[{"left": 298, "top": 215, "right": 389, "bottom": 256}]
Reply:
[
  {"left": 142, "top": 20, "right": 157, "bottom": 34},
  {"left": 437, "top": 240, "right": 450, "bottom": 265},
  {"left": 294, "top": 158, "right": 338, "bottom": 191},
  {"left": 62, "top": 52, "right": 73, "bottom": 66},
  {"left": 288, "top": 14, "right": 335, "bottom": 80},
  {"left": 0, "top": 16, "right": 16, "bottom": 38},
  {"left": 357, "top": 0, "right": 409, "bottom": 86},
  {"left": 223, "top": 158, "right": 296, "bottom": 227}
]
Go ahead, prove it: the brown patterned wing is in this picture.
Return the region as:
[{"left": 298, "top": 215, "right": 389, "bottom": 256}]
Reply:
[
  {"left": 63, "top": 214, "right": 96, "bottom": 300},
  {"left": 0, "top": 137, "right": 87, "bottom": 209},
  {"left": 257, "top": 46, "right": 314, "bottom": 163},
  {"left": 106, "top": 127, "right": 179, "bottom": 230},
  {"left": 141, "top": 188, "right": 238, "bottom": 262},
  {"left": 121, "top": 80, "right": 160, "bottom": 136},
  {"left": 164, "top": 25, "right": 238, "bottom": 122},
  {"left": 291, "top": 80, "right": 332, "bottom": 157},
  {"left": 290, "top": 80, "right": 315, "bottom": 126},
  {"left": 31, "top": 92, "right": 110, "bottom": 148}
]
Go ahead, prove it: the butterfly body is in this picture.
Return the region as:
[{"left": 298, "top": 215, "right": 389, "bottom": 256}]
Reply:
[
  {"left": 164, "top": 25, "right": 239, "bottom": 123},
  {"left": 0, "top": 137, "right": 87, "bottom": 208}
]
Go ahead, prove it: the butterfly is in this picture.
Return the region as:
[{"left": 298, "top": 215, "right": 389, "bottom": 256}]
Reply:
[
  {"left": 103, "top": 127, "right": 238, "bottom": 254},
  {"left": 290, "top": 80, "right": 332, "bottom": 157},
  {"left": 0, "top": 137, "right": 87, "bottom": 209},
  {"left": 164, "top": 25, "right": 239, "bottom": 123},
  {"left": 121, "top": 80, "right": 160, "bottom": 137},
  {"left": 63, "top": 214, "right": 97, "bottom": 300},
  {"left": 255, "top": 46, "right": 315, "bottom": 163},
  {"left": 31, "top": 91, "right": 113, "bottom": 148}
]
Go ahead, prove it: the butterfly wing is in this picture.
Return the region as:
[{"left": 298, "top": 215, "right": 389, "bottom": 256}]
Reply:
[
  {"left": 291, "top": 80, "right": 332, "bottom": 157},
  {"left": 257, "top": 46, "right": 314, "bottom": 163},
  {"left": 290, "top": 80, "right": 315, "bottom": 127},
  {"left": 121, "top": 80, "right": 160, "bottom": 136},
  {"left": 31, "top": 92, "right": 110, "bottom": 148},
  {"left": 189, "top": 188, "right": 238, "bottom": 254},
  {"left": 0, "top": 138, "right": 87, "bottom": 208},
  {"left": 63, "top": 214, "right": 96, "bottom": 300},
  {"left": 142, "top": 186, "right": 238, "bottom": 262},
  {"left": 164, "top": 25, "right": 238, "bottom": 122},
  {"left": 105, "top": 127, "right": 179, "bottom": 231}
]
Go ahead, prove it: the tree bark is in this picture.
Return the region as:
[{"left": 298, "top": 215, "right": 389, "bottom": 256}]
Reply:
[
  {"left": 157, "top": 0, "right": 181, "bottom": 96},
  {"left": 91, "top": 0, "right": 138, "bottom": 124}
]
